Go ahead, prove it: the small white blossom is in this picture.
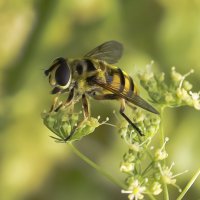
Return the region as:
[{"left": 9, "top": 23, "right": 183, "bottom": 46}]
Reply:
[
  {"left": 151, "top": 182, "right": 162, "bottom": 195},
  {"left": 155, "top": 149, "right": 168, "bottom": 160},
  {"left": 158, "top": 162, "right": 176, "bottom": 184},
  {"left": 138, "top": 62, "right": 154, "bottom": 81},
  {"left": 183, "top": 80, "right": 192, "bottom": 91},
  {"left": 158, "top": 162, "right": 188, "bottom": 192},
  {"left": 122, "top": 180, "right": 146, "bottom": 200},
  {"left": 176, "top": 88, "right": 191, "bottom": 103},
  {"left": 129, "top": 142, "right": 142, "bottom": 152},
  {"left": 189, "top": 91, "right": 200, "bottom": 110},
  {"left": 120, "top": 162, "right": 134, "bottom": 173},
  {"left": 171, "top": 67, "right": 183, "bottom": 82},
  {"left": 155, "top": 137, "right": 169, "bottom": 160}
]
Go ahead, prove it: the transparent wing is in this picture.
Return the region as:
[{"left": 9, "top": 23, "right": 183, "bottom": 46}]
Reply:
[
  {"left": 84, "top": 41, "right": 123, "bottom": 64},
  {"left": 89, "top": 76, "right": 159, "bottom": 114}
]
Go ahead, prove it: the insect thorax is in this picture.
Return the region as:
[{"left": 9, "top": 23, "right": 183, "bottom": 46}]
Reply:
[{"left": 70, "top": 59, "right": 99, "bottom": 78}]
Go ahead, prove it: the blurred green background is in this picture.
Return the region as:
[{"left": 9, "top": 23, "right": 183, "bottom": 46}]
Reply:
[{"left": 0, "top": 0, "right": 200, "bottom": 199}]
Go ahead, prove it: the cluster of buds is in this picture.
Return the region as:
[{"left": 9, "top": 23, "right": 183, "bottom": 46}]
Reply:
[
  {"left": 138, "top": 63, "right": 200, "bottom": 110},
  {"left": 120, "top": 126, "right": 185, "bottom": 200},
  {"left": 118, "top": 107, "right": 160, "bottom": 144},
  {"left": 119, "top": 110, "right": 163, "bottom": 199},
  {"left": 42, "top": 109, "right": 107, "bottom": 142}
]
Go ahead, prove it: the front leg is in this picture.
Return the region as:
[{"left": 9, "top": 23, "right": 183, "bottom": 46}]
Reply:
[
  {"left": 53, "top": 88, "right": 75, "bottom": 112},
  {"left": 49, "top": 95, "right": 61, "bottom": 112},
  {"left": 64, "top": 93, "right": 90, "bottom": 141}
]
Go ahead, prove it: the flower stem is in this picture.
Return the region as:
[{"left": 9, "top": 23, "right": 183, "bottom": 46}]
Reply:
[
  {"left": 162, "top": 179, "right": 169, "bottom": 200},
  {"left": 160, "top": 106, "right": 165, "bottom": 145},
  {"left": 147, "top": 193, "right": 157, "bottom": 200},
  {"left": 176, "top": 168, "right": 200, "bottom": 200},
  {"left": 68, "top": 143, "right": 126, "bottom": 189},
  {"left": 142, "top": 161, "right": 154, "bottom": 176},
  {"left": 160, "top": 106, "right": 169, "bottom": 200}
]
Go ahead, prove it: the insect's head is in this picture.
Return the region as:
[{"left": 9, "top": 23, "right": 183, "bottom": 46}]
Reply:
[{"left": 44, "top": 57, "right": 72, "bottom": 94}]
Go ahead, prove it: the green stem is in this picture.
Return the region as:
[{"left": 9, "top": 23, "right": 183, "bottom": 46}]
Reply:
[
  {"left": 176, "top": 168, "right": 200, "bottom": 200},
  {"left": 162, "top": 179, "right": 169, "bottom": 200},
  {"left": 142, "top": 161, "right": 154, "bottom": 176},
  {"left": 147, "top": 193, "right": 157, "bottom": 200},
  {"left": 160, "top": 106, "right": 165, "bottom": 145},
  {"left": 68, "top": 143, "right": 126, "bottom": 189},
  {"left": 160, "top": 106, "right": 169, "bottom": 200}
]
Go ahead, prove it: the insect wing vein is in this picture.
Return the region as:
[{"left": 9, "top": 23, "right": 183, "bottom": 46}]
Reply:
[{"left": 84, "top": 40, "right": 123, "bottom": 64}]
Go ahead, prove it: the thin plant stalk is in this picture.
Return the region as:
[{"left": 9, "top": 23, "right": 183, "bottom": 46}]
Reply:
[
  {"left": 162, "top": 179, "right": 169, "bottom": 200},
  {"left": 160, "top": 106, "right": 169, "bottom": 200},
  {"left": 176, "top": 168, "right": 200, "bottom": 200},
  {"left": 68, "top": 143, "right": 126, "bottom": 189},
  {"left": 146, "top": 193, "right": 157, "bottom": 200}
]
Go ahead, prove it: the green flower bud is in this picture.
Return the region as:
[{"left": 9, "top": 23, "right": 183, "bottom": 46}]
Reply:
[
  {"left": 138, "top": 71, "right": 154, "bottom": 82},
  {"left": 183, "top": 80, "right": 193, "bottom": 91},
  {"left": 165, "top": 93, "right": 174, "bottom": 103},
  {"left": 42, "top": 109, "right": 103, "bottom": 142},
  {"left": 189, "top": 91, "right": 200, "bottom": 110},
  {"left": 155, "top": 72, "right": 165, "bottom": 83},
  {"left": 171, "top": 67, "right": 183, "bottom": 83}
]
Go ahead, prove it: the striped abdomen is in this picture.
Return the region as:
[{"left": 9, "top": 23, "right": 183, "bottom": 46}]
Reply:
[{"left": 104, "top": 64, "right": 137, "bottom": 97}]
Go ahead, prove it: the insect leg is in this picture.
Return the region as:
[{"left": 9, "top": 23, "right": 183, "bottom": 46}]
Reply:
[
  {"left": 82, "top": 93, "right": 90, "bottom": 118},
  {"left": 90, "top": 92, "right": 143, "bottom": 135},
  {"left": 54, "top": 88, "right": 75, "bottom": 112},
  {"left": 90, "top": 92, "right": 119, "bottom": 100},
  {"left": 126, "top": 101, "right": 137, "bottom": 110},
  {"left": 49, "top": 96, "right": 61, "bottom": 112},
  {"left": 64, "top": 94, "right": 90, "bottom": 142},
  {"left": 120, "top": 99, "right": 144, "bottom": 136}
]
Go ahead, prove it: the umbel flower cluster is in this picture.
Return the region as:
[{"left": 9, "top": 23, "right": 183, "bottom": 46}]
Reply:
[
  {"left": 138, "top": 63, "right": 200, "bottom": 110},
  {"left": 42, "top": 65, "right": 199, "bottom": 200},
  {"left": 42, "top": 110, "right": 108, "bottom": 142},
  {"left": 119, "top": 108, "right": 185, "bottom": 200},
  {"left": 119, "top": 65, "right": 199, "bottom": 200}
]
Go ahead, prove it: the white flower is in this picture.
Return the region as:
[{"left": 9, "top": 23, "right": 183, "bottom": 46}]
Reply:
[
  {"left": 171, "top": 67, "right": 183, "bottom": 82},
  {"left": 138, "top": 61, "right": 154, "bottom": 81},
  {"left": 120, "top": 162, "right": 134, "bottom": 172},
  {"left": 189, "top": 91, "right": 200, "bottom": 110},
  {"left": 155, "top": 137, "right": 169, "bottom": 160},
  {"left": 158, "top": 162, "right": 176, "bottom": 184},
  {"left": 155, "top": 149, "right": 168, "bottom": 161},
  {"left": 122, "top": 180, "right": 146, "bottom": 200},
  {"left": 151, "top": 182, "right": 162, "bottom": 195},
  {"left": 176, "top": 88, "right": 191, "bottom": 103},
  {"left": 158, "top": 162, "right": 188, "bottom": 190}
]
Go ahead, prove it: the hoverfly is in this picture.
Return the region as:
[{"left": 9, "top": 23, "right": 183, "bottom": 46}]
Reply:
[{"left": 44, "top": 41, "right": 159, "bottom": 141}]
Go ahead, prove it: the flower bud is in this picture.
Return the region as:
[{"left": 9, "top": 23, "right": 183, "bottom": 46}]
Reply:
[
  {"left": 150, "top": 182, "right": 162, "bottom": 195},
  {"left": 120, "top": 162, "right": 134, "bottom": 172},
  {"left": 183, "top": 80, "right": 193, "bottom": 91},
  {"left": 171, "top": 67, "right": 183, "bottom": 83}
]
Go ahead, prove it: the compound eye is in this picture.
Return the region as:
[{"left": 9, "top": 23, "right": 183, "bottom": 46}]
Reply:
[{"left": 55, "top": 59, "right": 71, "bottom": 87}]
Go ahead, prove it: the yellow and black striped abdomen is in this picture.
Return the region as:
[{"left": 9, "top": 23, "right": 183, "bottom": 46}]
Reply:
[{"left": 104, "top": 65, "right": 137, "bottom": 98}]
